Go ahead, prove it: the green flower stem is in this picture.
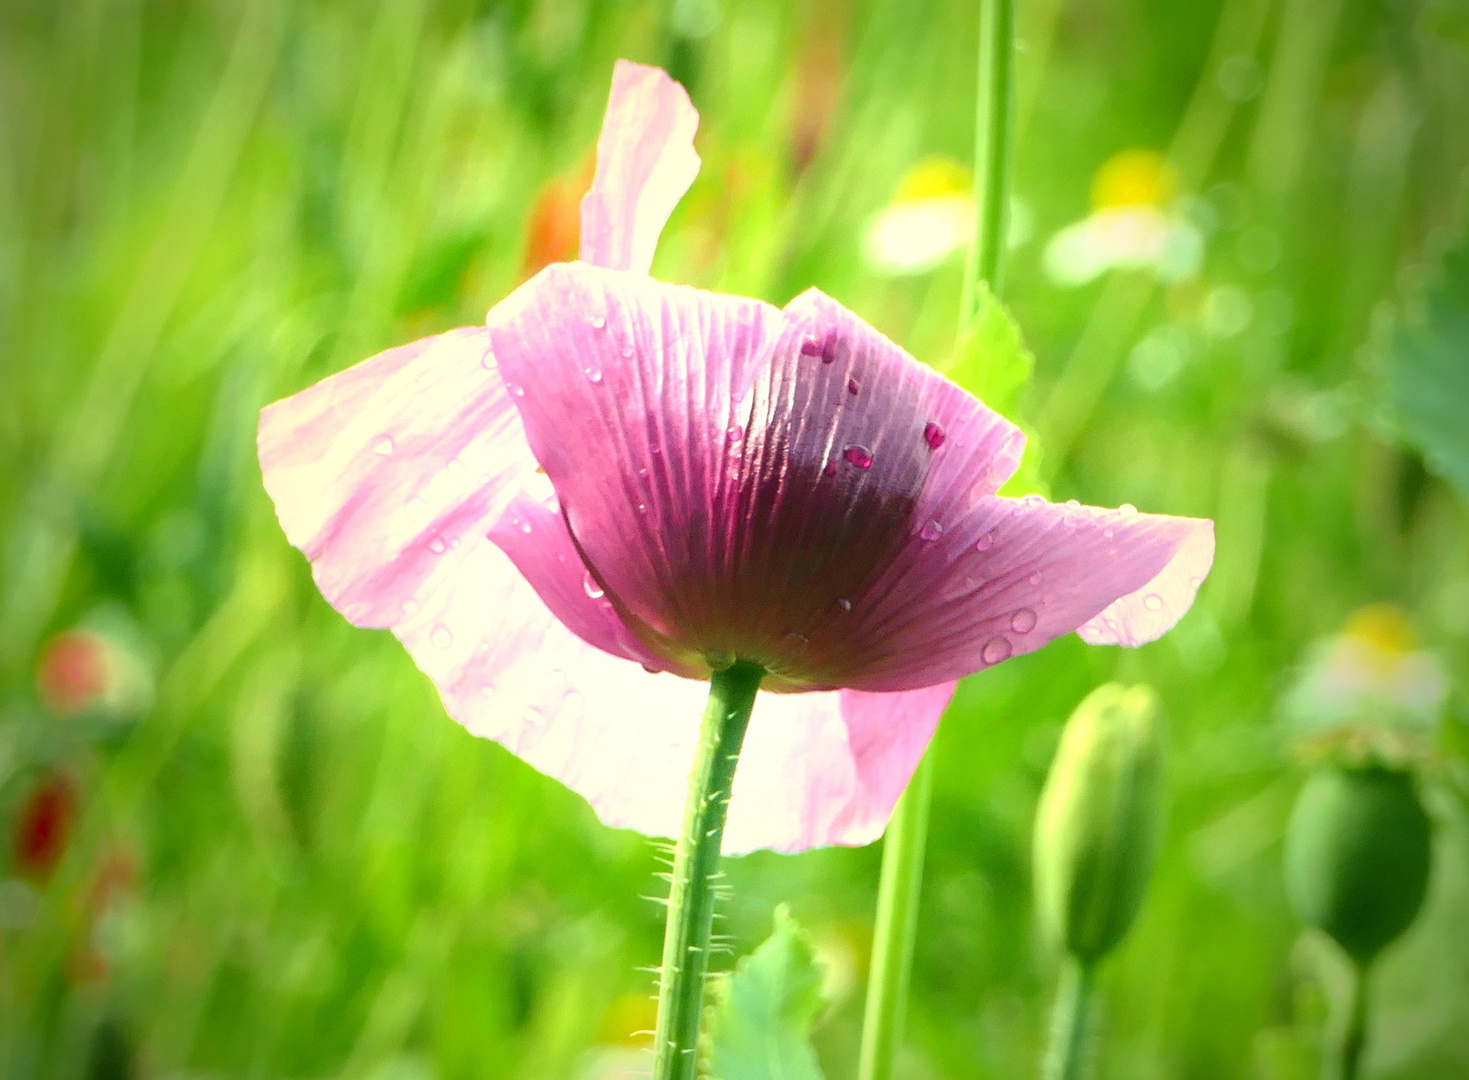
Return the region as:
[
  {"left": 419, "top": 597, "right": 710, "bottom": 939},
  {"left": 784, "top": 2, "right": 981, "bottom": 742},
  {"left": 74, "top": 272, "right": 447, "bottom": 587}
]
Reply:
[
  {"left": 859, "top": 0, "right": 1016, "bottom": 1074},
  {"left": 960, "top": 0, "right": 1017, "bottom": 333},
  {"left": 651, "top": 659, "right": 764, "bottom": 1080},
  {"left": 857, "top": 750, "right": 935, "bottom": 1080},
  {"left": 1043, "top": 957, "right": 1097, "bottom": 1080},
  {"left": 1334, "top": 960, "right": 1370, "bottom": 1080}
]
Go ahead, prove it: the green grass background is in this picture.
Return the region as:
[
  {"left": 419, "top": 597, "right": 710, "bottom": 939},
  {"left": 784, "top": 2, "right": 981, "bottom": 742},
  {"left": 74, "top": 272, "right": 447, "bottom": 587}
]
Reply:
[{"left": 2, "top": 0, "right": 1467, "bottom": 1076}]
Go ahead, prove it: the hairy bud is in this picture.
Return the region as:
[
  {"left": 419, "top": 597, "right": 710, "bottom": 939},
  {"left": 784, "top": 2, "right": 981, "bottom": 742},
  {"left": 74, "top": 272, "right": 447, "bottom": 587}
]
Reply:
[{"left": 1033, "top": 683, "right": 1164, "bottom": 963}]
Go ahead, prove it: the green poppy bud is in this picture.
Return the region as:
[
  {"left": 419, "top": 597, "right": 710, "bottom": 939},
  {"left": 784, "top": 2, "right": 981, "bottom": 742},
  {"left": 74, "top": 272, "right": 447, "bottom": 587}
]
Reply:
[
  {"left": 1282, "top": 765, "right": 1432, "bottom": 965},
  {"left": 1033, "top": 683, "right": 1165, "bottom": 963}
]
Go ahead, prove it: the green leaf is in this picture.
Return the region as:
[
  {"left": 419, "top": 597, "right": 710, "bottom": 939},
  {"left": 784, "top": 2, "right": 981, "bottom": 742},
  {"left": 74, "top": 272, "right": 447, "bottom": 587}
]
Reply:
[
  {"left": 938, "top": 280, "right": 1035, "bottom": 420},
  {"left": 1385, "top": 227, "right": 1469, "bottom": 499},
  {"left": 703, "top": 905, "right": 828, "bottom": 1080},
  {"left": 934, "top": 281, "right": 1047, "bottom": 498}
]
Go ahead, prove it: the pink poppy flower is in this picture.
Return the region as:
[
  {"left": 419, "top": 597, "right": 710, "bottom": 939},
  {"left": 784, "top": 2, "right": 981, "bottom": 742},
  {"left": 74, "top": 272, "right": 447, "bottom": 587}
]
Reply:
[{"left": 258, "top": 61, "right": 1213, "bottom": 855}]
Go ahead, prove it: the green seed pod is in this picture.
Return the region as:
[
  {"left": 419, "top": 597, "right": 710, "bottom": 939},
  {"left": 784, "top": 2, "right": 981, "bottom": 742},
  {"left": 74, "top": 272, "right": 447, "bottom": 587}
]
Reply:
[
  {"left": 1033, "top": 683, "right": 1165, "bottom": 963},
  {"left": 1282, "top": 765, "right": 1432, "bottom": 965}
]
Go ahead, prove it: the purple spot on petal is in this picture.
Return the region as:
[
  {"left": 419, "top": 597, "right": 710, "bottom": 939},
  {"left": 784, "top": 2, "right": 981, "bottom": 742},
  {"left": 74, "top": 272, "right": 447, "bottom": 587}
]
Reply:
[
  {"left": 823, "top": 462, "right": 838, "bottom": 477},
  {"left": 981, "top": 636, "right": 1012, "bottom": 664},
  {"left": 923, "top": 421, "right": 946, "bottom": 450},
  {"left": 800, "top": 335, "right": 821, "bottom": 357},
  {"left": 844, "top": 445, "right": 873, "bottom": 469},
  {"left": 847, "top": 378, "right": 860, "bottom": 395}
]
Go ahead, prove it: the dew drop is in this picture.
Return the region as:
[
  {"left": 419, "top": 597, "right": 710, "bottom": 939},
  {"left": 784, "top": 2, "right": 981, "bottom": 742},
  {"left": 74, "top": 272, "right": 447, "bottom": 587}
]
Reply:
[
  {"left": 1143, "top": 593, "right": 1164, "bottom": 611},
  {"left": 589, "top": 313, "right": 606, "bottom": 330},
  {"left": 519, "top": 519, "right": 532, "bottom": 534},
  {"left": 1188, "top": 575, "right": 1203, "bottom": 589},
  {"left": 508, "top": 382, "right": 525, "bottom": 397},
  {"left": 428, "top": 536, "right": 447, "bottom": 554},
  {"left": 479, "top": 684, "right": 495, "bottom": 698},
  {"left": 1028, "top": 571, "right": 1042, "bottom": 586},
  {"left": 923, "top": 421, "right": 946, "bottom": 450},
  {"left": 1103, "top": 528, "right": 1114, "bottom": 539},
  {"left": 835, "top": 597, "right": 853, "bottom": 614},
  {"left": 975, "top": 530, "right": 995, "bottom": 552},
  {"left": 480, "top": 348, "right": 495, "bottom": 369},
  {"left": 1063, "top": 499, "right": 1082, "bottom": 526},
  {"left": 583, "top": 572, "right": 604, "bottom": 599},
  {"left": 843, "top": 445, "right": 873, "bottom": 469},
  {"left": 726, "top": 424, "right": 744, "bottom": 443},
  {"left": 918, "top": 519, "right": 943, "bottom": 542},
  {"left": 1010, "top": 607, "right": 1038, "bottom": 633},
  {"left": 1024, "top": 494, "right": 1046, "bottom": 508},
  {"left": 981, "top": 636, "right": 1013, "bottom": 665},
  {"left": 621, "top": 344, "right": 634, "bottom": 359},
  {"left": 430, "top": 624, "right": 453, "bottom": 649},
  {"left": 374, "top": 436, "right": 395, "bottom": 456},
  {"left": 847, "top": 378, "right": 860, "bottom": 396},
  {"left": 1119, "top": 503, "right": 1138, "bottom": 517},
  {"left": 641, "top": 662, "right": 662, "bottom": 674},
  {"left": 584, "top": 364, "right": 603, "bottom": 384},
  {"left": 402, "top": 599, "right": 420, "bottom": 616}
]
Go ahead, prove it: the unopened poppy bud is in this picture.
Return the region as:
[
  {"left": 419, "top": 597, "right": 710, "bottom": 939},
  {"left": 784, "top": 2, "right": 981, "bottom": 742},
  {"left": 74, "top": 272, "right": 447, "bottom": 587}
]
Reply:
[
  {"left": 1033, "top": 683, "right": 1164, "bottom": 963},
  {"left": 1282, "top": 764, "right": 1431, "bottom": 965}
]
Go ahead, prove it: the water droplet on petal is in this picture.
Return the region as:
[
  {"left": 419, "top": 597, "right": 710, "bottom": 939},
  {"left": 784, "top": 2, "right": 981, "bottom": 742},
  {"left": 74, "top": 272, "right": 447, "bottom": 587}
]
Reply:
[
  {"left": 519, "top": 520, "right": 532, "bottom": 534},
  {"left": 981, "top": 636, "right": 1013, "bottom": 664},
  {"left": 844, "top": 445, "right": 873, "bottom": 469},
  {"left": 1119, "top": 503, "right": 1138, "bottom": 517},
  {"left": 1188, "top": 575, "right": 1203, "bottom": 589},
  {"left": 621, "top": 344, "right": 634, "bottom": 359},
  {"left": 1143, "top": 593, "right": 1164, "bottom": 611},
  {"left": 919, "top": 519, "right": 943, "bottom": 542},
  {"left": 641, "top": 662, "right": 662, "bottom": 674},
  {"left": 835, "top": 597, "right": 853, "bottom": 614},
  {"left": 847, "top": 378, "right": 860, "bottom": 396},
  {"left": 508, "top": 382, "right": 525, "bottom": 397},
  {"left": 589, "top": 313, "right": 606, "bottom": 330},
  {"left": 726, "top": 424, "right": 743, "bottom": 443},
  {"left": 923, "top": 421, "right": 946, "bottom": 450},
  {"left": 402, "top": 599, "right": 420, "bottom": 616},
  {"left": 480, "top": 348, "right": 495, "bottom": 369},
  {"left": 583, "top": 572, "right": 604, "bottom": 599},
  {"left": 1103, "top": 528, "right": 1114, "bottom": 539},
  {"left": 975, "top": 531, "right": 995, "bottom": 552},
  {"left": 428, "top": 536, "right": 446, "bottom": 554},
  {"left": 584, "top": 365, "right": 603, "bottom": 384},
  {"left": 1010, "top": 607, "right": 1038, "bottom": 633},
  {"left": 1024, "top": 494, "right": 1046, "bottom": 508},
  {"left": 479, "top": 683, "right": 495, "bottom": 697},
  {"left": 1063, "top": 499, "right": 1082, "bottom": 526},
  {"left": 374, "top": 436, "right": 395, "bottom": 455},
  {"left": 1028, "top": 571, "right": 1042, "bottom": 586},
  {"left": 430, "top": 624, "right": 453, "bottom": 649}
]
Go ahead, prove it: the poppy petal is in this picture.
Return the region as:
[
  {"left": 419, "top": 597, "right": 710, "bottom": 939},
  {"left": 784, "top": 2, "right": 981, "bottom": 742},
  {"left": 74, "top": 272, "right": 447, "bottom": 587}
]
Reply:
[
  {"left": 579, "top": 60, "right": 700, "bottom": 275},
  {"left": 257, "top": 326, "right": 538, "bottom": 629},
  {"left": 845, "top": 496, "right": 1214, "bottom": 691},
  {"left": 488, "top": 266, "right": 1025, "bottom": 687}
]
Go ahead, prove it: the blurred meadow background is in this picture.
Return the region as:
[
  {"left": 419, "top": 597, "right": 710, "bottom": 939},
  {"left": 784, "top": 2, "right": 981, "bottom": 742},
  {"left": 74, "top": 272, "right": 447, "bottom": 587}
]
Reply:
[{"left": 3, "top": 0, "right": 1469, "bottom": 1077}]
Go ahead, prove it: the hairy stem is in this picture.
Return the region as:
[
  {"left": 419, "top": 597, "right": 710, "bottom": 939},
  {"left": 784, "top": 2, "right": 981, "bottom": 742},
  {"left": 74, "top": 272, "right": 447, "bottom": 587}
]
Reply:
[
  {"left": 857, "top": 751, "right": 935, "bottom": 1080},
  {"left": 651, "top": 660, "right": 763, "bottom": 1080},
  {"left": 1044, "top": 957, "right": 1097, "bottom": 1080}
]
